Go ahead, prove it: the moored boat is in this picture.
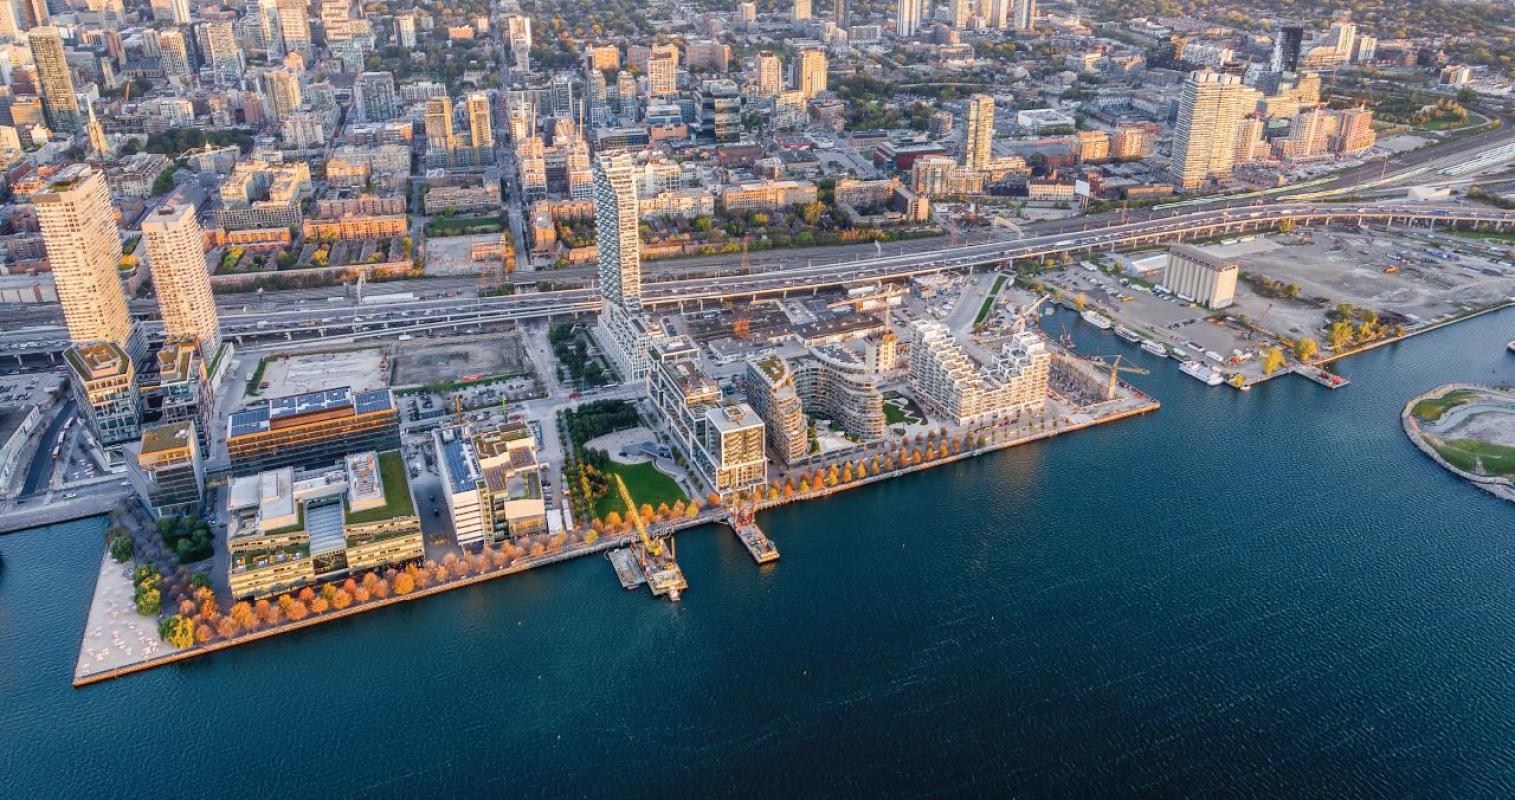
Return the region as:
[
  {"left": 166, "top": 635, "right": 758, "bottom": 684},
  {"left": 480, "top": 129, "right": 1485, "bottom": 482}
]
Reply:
[
  {"left": 1081, "top": 309, "right": 1113, "bottom": 330},
  {"left": 1141, "top": 340, "right": 1168, "bottom": 358}
]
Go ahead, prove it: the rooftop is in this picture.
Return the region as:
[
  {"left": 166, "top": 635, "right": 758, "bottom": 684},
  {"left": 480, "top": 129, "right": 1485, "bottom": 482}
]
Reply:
[
  {"left": 139, "top": 420, "right": 196, "bottom": 456},
  {"left": 343, "top": 450, "right": 414, "bottom": 525},
  {"left": 65, "top": 342, "right": 132, "bottom": 381},
  {"left": 229, "top": 387, "right": 393, "bottom": 438}
]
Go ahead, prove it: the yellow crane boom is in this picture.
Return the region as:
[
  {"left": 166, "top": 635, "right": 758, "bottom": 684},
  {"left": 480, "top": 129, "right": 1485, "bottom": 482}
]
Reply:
[{"left": 615, "top": 474, "right": 662, "bottom": 558}]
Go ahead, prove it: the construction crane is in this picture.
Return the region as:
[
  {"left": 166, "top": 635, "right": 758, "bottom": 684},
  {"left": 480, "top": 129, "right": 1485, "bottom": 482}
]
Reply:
[
  {"left": 1012, "top": 294, "right": 1053, "bottom": 334},
  {"left": 1087, "top": 354, "right": 1150, "bottom": 401},
  {"left": 615, "top": 474, "right": 663, "bottom": 558},
  {"left": 454, "top": 394, "right": 463, "bottom": 426}
]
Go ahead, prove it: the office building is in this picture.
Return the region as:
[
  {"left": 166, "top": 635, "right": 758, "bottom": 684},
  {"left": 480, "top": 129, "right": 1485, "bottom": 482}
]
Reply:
[
  {"left": 33, "top": 166, "right": 141, "bottom": 359},
  {"left": 435, "top": 423, "right": 547, "bottom": 548},
  {"left": 66, "top": 342, "right": 141, "bottom": 446},
  {"left": 224, "top": 450, "right": 422, "bottom": 599},
  {"left": 742, "top": 355, "right": 810, "bottom": 465},
  {"left": 226, "top": 387, "right": 400, "bottom": 475},
  {"left": 1169, "top": 70, "right": 1259, "bottom": 190},
  {"left": 908, "top": 321, "right": 1049, "bottom": 427},
  {"left": 647, "top": 336, "right": 767, "bottom": 496},
  {"left": 145, "top": 340, "right": 221, "bottom": 454},
  {"left": 141, "top": 204, "right": 222, "bottom": 361},
  {"left": 127, "top": 421, "right": 204, "bottom": 519},
  {"left": 1164, "top": 245, "right": 1237, "bottom": 309},
  {"left": 395, "top": 13, "right": 417, "bottom": 47},
  {"left": 29, "top": 27, "right": 81, "bottom": 132},
  {"left": 796, "top": 48, "right": 827, "bottom": 99},
  {"left": 962, "top": 93, "right": 994, "bottom": 170},
  {"left": 356, "top": 71, "right": 398, "bottom": 122}
]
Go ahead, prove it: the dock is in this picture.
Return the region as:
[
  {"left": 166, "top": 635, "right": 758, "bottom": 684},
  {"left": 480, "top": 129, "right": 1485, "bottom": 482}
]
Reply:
[
  {"left": 732, "top": 520, "right": 780, "bottom": 564},
  {"left": 606, "top": 548, "right": 646, "bottom": 590},
  {"left": 644, "top": 559, "right": 687, "bottom": 600},
  {"left": 1292, "top": 364, "right": 1350, "bottom": 389}
]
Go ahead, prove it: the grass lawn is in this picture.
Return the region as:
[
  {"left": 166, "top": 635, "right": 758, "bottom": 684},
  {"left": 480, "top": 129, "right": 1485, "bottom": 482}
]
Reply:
[
  {"left": 882, "top": 393, "right": 924, "bottom": 426},
  {"left": 594, "top": 460, "right": 688, "bottom": 519},
  {"left": 1433, "top": 438, "right": 1515, "bottom": 479},
  {"left": 1412, "top": 389, "right": 1478, "bottom": 423},
  {"left": 974, "top": 274, "right": 1009, "bottom": 326},
  {"left": 1453, "top": 230, "right": 1515, "bottom": 245},
  {"left": 425, "top": 216, "right": 504, "bottom": 237}
]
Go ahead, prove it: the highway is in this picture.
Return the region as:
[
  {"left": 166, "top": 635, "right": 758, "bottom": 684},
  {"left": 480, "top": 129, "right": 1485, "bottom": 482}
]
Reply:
[{"left": 3, "top": 201, "right": 1514, "bottom": 358}]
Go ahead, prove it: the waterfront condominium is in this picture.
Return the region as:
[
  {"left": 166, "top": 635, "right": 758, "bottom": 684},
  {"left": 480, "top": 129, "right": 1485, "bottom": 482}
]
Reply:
[
  {"left": 907, "top": 321, "right": 1049, "bottom": 427},
  {"left": 33, "top": 165, "right": 143, "bottom": 360},
  {"left": 29, "top": 27, "right": 81, "bottom": 132},
  {"left": 742, "top": 355, "right": 810, "bottom": 465},
  {"left": 792, "top": 346, "right": 887, "bottom": 442},
  {"left": 126, "top": 420, "right": 205, "bottom": 519},
  {"left": 141, "top": 203, "right": 223, "bottom": 361},
  {"left": 962, "top": 93, "right": 995, "bottom": 171},
  {"left": 647, "top": 335, "right": 767, "bottom": 497},
  {"left": 592, "top": 152, "right": 661, "bottom": 381},
  {"left": 1168, "top": 70, "right": 1260, "bottom": 191},
  {"left": 226, "top": 386, "right": 400, "bottom": 476},
  {"left": 434, "top": 422, "right": 548, "bottom": 548}
]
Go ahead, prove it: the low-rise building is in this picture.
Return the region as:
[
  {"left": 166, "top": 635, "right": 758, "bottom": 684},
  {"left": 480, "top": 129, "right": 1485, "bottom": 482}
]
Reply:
[
  {"left": 126, "top": 420, "right": 204, "bottom": 519},
  {"left": 227, "top": 386, "right": 400, "bottom": 475},
  {"left": 719, "top": 179, "right": 818, "bottom": 212},
  {"left": 647, "top": 335, "right": 767, "bottom": 495}
]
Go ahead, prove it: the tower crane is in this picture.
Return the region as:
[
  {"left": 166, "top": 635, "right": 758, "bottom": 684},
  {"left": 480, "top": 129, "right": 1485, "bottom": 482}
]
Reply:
[
  {"left": 614, "top": 474, "right": 662, "bottom": 558},
  {"left": 1087, "top": 354, "right": 1150, "bottom": 401},
  {"left": 614, "top": 474, "right": 686, "bottom": 599}
]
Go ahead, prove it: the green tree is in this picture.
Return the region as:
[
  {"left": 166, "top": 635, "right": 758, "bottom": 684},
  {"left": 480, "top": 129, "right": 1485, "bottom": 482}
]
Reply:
[
  {"left": 158, "top": 615, "right": 195, "bottom": 648},
  {"left": 109, "top": 534, "right": 133, "bottom": 563}
]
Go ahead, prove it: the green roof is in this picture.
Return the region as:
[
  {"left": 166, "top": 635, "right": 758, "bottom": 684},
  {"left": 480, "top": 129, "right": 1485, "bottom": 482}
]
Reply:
[{"left": 343, "top": 450, "right": 414, "bottom": 525}]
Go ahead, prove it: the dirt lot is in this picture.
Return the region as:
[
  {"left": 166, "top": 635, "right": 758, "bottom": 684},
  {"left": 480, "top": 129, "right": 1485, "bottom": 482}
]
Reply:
[
  {"left": 390, "top": 334, "right": 532, "bottom": 386},
  {"left": 259, "top": 349, "right": 389, "bottom": 396}
]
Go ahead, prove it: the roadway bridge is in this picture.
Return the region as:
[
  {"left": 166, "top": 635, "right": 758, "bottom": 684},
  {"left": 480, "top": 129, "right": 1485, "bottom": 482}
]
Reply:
[{"left": 4, "top": 203, "right": 1514, "bottom": 358}]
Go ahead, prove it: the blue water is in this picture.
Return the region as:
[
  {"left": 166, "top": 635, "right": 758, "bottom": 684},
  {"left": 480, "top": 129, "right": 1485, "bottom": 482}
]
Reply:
[{"left": 2, "top": 310, "right": 1512, "bottom": 797}]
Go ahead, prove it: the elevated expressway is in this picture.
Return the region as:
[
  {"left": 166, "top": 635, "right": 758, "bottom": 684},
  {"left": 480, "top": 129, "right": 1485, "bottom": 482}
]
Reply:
[{"left": 3, "top": 203, "right": 1514, "bottom": 361}]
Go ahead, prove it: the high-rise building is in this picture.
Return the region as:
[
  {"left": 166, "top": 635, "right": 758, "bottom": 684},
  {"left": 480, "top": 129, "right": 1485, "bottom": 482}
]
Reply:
[
  {"left": 1327, "top": 21, "right": 1356, "bottom": 61},
  {"left": 425, "top": 96, "right": 456, "bottom": 150},
  {"left": 15, "top": 0, "right": 46, "bottom": 29},
  {"left": 395, "top": 13, "right": 416, "bottom": 47},
  {"left": 983, "top": 0, "right": 1012, "bottom": 29},
  {"left": 1272, "top": 24, "right": 1303, "bottom": 72},
  {"left": 796, "top": 48, "right": 827, "bottom": 99},
  {"left": 29, "top": 27, "right": 81, "bottom": 132},
  {"left": 834, "top": 0, "right": 848, "bottom": 27},
  {"left": 128, "top": 421, "right": 205, "bottom": 519},
  {"left": 202, "top": 20, "right": 244, "bottom": 84},
  {"left": 592, "top": 152, "right": 657, "bottom": 380},
  {"left": 793, "top": 0, "right": 811, "bottom": 22},
  {"left": 0, "top": 0, "right": 20, "bottom": 41},
  {"left": 1012, "top": 0, "right": 1035, "bottom": 32},
  {"left": 263, "top": 68, "right": 302, "bottom": 119},
  {"left": 896, "top": 0, "right": 921, "bottom": 37},
  {"left": 756, "top": 50, "right": 783, "bottom": 96},
  {"left": 67, "top": 342, "right": 142, "bottom": 446},
  {"left": 647, "top": 335, "right": 767, "bottom": 496},
  {"left": 738, "top": 2, "right": 756, "bottom": 24},
  {"left": 159, "top": 29, "right": 193, "bottom": 86},
  {"left": 949, "top": 0, "right": 971, "bottom": 28},
  {"left": 742, "top": 356, "right": 809, "bottom": 465},
  {"left": 33, "top": 165, "right": 140, "bottom": 358},
  {"left": 792, "top": 346, "right": 887, "bottom": 441},
  {"left": 648, "top": 49, "right": 678, "bottom": 97},
  {"left": 276, "top": 0, "right": 311, "bottom": 58},
  {"left": 141, "top": 204, "right": 222, "bottom": 360},
  {"left": 151, "top": 0, "right": 191, "bottom": 25},
  {"left": 962, "top": 93, "right": 994, "bottom": 170},
  {"left": 1169, "top": 70, "right": 1258, "bottom": 190},
  {"left": 355, "top": 71, "right": 397, "bottom": 122},
  {"left": 466, "top": 91, "right": 493, "bottom": 149},
  {"left": 86, "top": 99, "right": 110, "bottom": 156},
  {"left": 1333, "top": 107, "right": 1375, "bottom": 155}
]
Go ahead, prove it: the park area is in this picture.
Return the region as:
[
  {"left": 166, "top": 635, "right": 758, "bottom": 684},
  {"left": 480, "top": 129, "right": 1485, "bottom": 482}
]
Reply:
[{"left": 1408, "top": 385, "right": 1515, "bottom": 501}]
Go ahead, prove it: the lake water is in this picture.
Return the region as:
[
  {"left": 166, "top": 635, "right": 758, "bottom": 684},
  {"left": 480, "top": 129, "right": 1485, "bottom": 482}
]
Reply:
[{"left": 2, "top": 308, "right": 1512, "bottom": 797}]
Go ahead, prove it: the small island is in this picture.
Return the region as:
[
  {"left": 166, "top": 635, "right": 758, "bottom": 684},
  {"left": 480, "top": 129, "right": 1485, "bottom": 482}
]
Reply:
[{"left": 1403, "top": 385, "right": 1515, "bottom": 502}]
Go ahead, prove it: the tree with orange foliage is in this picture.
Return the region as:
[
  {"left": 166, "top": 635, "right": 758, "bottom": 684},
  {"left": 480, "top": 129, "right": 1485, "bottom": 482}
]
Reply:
[
  {"left": 332, "top": 589, "right": 353, "bottom": 609},
  {"left": 706, "top": 491, "right": 721, "bottom": 507},
  {"left": 286, "top": 600, "right": 309, "bottom": 621},
  {"left": 782, "top": 481, "right": 795, "bottom": 499},
  {"left": 799, "top": 477, "right": 812, "bottom": 493},
  {"left": 393, "top": 572, "right": 415, "bottom": 595},
  {"left": 253, "top": 598, "right": 274, "bottom": 623},
  {"left": 230, "top": 601, "right": 256, "bottom": 629},
  {"left": 342, "top": 577, "right": 358, "bottom": 596},
  {"left": 320, "top": 583, "right": 337, "bottom": 602},
  {"left": 434, "top": 564, "right": 451, "bottom": 582},
  {"left": 353, "top": 586, "right": 372, "bottom": 603},
  {"left": 656, "top": 501, "right": 671, "bottom": 520},
  {"left": 842, "top": 462, "right": 855, "bottom": 482},
  {"left": 310, "top": 596, "right": 330, "bottom": 614},
  {"left": 179, "top": 598, "right": 197, "bottom": 616},
  {"left": 216, "top": 616, "right": 239, "bottom": 639},
  {"left": 371, "top": 578, "right": 391, "bottom": 599},
  {"left": 195, "top": 623, "right": 214, "bottom": 644},
  {"left": 857, "top": 462, "right": 869, "bottom": 479},
  {"left": 297, "top": 586, "right": 316, "bottom": 604},
  {"left": 199, "top": 598, "right": 218, "bottom": 619}
]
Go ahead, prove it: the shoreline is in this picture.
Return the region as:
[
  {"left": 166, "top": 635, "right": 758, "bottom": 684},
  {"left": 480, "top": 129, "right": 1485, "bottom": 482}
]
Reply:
[
  {"left": 1400, "top": 383, "right": 1515, "bottom": 504},
  {"left": 71, "top": 395, "right": 1160, "bottom": 688}
]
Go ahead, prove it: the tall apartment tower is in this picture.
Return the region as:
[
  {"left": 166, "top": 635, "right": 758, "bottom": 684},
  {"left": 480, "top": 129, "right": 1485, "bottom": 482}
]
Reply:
[
  {"left": 33, "top": 165, "right": 141, "bottom": 359},
  {"left": 1012, "top": 0, "right": 1035, "bottom": 32},
  {"left": 263, "top": 68, "right": 302, "bottom": 120},
  {"left": 755, "top": 50, "right": 784, "bottom": 96},
  {"left": 834, "top": 0, "right": 848, "bottom": 27},
  {"left": 796, "top": 48, "right": 827, "bottom": 99},
  {"left": 896, "top": 0, "right": 921, "bottom": 37},
  {"left": 962, "top": 93, "right": 994, "bottom": 170},
  {"left": 425, "top": 96, "right": 456, "bottom": 150},
  {"left": 159, "top": 29, "right": 193, "bottom": 86},
  {"left": 793, "top": 0, "right": 811, "bottom": 22},
  {"left": 29, "top": 27, "right": 81, "bottom": 132},
  {"left": 648, "top": 50, "right": 677, "bottom": 97},
  {"left": 203, "top": 20, "right": 244, "bottom": 84},
  {"left": 355, "top": 71, "right": 397, "bottom": 122},
  {"left": 593, "top": 153, "right": 641, "bottom": 314},
  {"left": 1169, "top": 70, "right": 1258, "bottom": 190},
  {"left": 395, "top": 14, "right": 417, "bottom": 48},
  {"left": 1271, "top": 24, "right": 1303, "bottom": 72},
  {"left": 276, "top": 0, "right": 311, "bottom": 58},
  {"left": 141, "top": 204, "right": 222, "bottom": 360},
  {"left": 466, "top": 92, "right": 493, "bottom": 149}
]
